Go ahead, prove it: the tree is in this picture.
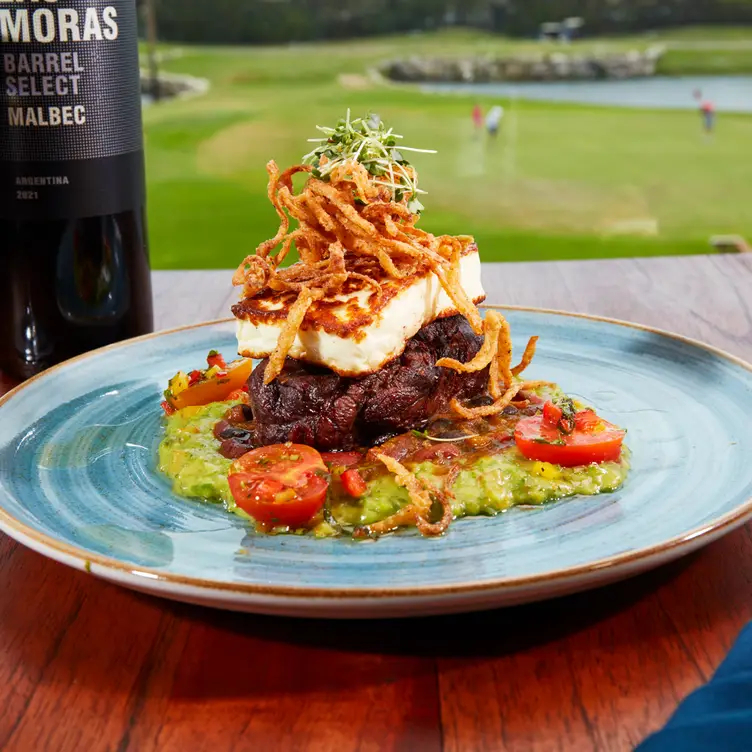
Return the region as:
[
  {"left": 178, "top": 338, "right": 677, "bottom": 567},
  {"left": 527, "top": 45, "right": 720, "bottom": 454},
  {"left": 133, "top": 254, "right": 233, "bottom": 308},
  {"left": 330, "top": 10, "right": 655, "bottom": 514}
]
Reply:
[{"left": 148, "top": 0, "right": 752, "bottom": 45}]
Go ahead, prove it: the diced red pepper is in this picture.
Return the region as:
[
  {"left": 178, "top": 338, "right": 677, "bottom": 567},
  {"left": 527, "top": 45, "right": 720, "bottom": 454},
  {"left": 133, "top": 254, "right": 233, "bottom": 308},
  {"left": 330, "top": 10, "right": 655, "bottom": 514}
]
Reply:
[
  {"left": 207, "top": 351, "right": 227, "bottom": 370},
  {"left": 161, "top": 400, "right": 177, "bottom": 416},
  {"left": 341, "top": 469, "right": 368, "bottom": 498},
  {"left": 542, "top": 400, "right": 563, "bottom": 427},
  {"left": 188, "top": 370, "right": 203, "bottom": 386}
]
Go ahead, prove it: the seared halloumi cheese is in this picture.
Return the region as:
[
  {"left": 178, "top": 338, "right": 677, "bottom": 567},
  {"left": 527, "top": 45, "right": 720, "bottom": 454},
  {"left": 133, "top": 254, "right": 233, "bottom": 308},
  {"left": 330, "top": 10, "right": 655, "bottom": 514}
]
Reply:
[{"left": 233, "top": 244, "right": 485, "bottom": 377}]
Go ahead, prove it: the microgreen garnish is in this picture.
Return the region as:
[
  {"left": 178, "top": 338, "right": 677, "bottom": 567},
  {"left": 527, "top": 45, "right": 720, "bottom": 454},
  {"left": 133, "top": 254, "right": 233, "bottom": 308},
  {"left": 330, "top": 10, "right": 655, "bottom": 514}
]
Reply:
[{"left": 302, "top": 109, "right": 437, "bottom": 213}]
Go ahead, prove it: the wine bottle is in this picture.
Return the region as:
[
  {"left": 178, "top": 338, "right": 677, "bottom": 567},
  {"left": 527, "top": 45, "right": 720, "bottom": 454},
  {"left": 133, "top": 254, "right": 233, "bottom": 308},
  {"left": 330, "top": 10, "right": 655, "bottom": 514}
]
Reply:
[{"left": 0, "top": 0, "right": 153, "bottom": 379}]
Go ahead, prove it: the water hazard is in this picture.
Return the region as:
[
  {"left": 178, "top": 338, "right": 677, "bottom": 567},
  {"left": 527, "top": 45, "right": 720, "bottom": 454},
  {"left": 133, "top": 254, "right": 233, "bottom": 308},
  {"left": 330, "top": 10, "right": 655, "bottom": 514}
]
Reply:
[{"left": 423, "top": 75, "right": 752, "bottom": 112}]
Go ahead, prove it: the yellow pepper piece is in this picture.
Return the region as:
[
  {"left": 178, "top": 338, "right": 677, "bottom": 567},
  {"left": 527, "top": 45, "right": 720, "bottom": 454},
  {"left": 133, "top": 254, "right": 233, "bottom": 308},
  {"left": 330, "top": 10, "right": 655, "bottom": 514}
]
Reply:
[
  {"left": 176, "top": 405, "right": 203, "bottom": 420},
  {"left": 168, "top": 371, "right": 190, "bottom": 396},
  {"left": 532, "top": 461, "right": 560, "bottom": 480}
]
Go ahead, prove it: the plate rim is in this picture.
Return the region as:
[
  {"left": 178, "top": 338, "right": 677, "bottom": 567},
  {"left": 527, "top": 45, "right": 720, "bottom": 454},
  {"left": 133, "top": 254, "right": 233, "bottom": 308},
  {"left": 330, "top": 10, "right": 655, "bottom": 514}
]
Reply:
[{"left": 1, "top": 304, "right": 751, "bottom": 600}]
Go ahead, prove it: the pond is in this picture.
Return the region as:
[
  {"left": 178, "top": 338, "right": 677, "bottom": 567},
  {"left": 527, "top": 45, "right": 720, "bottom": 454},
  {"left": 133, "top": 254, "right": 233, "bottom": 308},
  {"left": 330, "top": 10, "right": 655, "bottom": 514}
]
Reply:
[{"left": 422, "top": 75, "right": 752, "bottom": 113}]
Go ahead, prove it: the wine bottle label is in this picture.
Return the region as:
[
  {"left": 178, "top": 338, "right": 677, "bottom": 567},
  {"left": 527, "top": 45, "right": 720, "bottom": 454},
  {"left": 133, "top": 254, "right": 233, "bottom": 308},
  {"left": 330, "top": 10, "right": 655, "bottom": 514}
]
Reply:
[{"left": 0, "top": 1, "right": 144, "bottom": 220}]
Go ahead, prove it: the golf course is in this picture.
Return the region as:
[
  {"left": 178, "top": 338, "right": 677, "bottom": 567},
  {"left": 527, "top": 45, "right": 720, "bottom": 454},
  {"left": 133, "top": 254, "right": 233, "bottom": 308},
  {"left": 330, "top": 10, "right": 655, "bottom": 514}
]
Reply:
[{"left": 142, "top": 27, "right": 752, "bottom": 269}]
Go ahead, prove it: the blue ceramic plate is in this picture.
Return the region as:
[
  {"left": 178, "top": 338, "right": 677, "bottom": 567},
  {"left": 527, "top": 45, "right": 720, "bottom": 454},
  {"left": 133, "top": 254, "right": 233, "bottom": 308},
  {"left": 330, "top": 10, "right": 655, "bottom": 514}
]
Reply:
[{"left": 1, "top": 307, "right": 751, "bottom": 619}]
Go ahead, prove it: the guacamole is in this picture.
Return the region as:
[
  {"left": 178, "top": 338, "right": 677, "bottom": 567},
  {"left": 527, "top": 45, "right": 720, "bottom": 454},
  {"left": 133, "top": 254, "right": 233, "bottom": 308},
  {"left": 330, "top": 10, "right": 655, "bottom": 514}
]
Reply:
[
  {"left": 158, "top": 400, "right": 243, "bottom": 514},
  {"left": 158, "top": 401, "right": 629, "bottom": 535}
]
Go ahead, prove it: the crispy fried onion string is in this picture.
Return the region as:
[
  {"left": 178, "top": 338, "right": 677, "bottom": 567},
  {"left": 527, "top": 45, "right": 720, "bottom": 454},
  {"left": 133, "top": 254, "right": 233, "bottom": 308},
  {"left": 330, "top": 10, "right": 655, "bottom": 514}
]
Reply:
[
  {"left": 512, "top": 336, "right": 539, "bottom": 377},
  {"left": 439, "top": 311, "right": 541, "bottom": 415},
  {"left": 354, "top": 453, "right": 455, "bottom": 538},
  {"left": 263, "top": 287, "right": 323, "bottom": 384},
  {"left": 489, "top": 315, "right": 513, "bottom": 401},
  {"left": 233, "top": 159, "right": 456, "bottom": 299},
  {"left": 436, "top": 311, "right": 504, "bottom": 376}
]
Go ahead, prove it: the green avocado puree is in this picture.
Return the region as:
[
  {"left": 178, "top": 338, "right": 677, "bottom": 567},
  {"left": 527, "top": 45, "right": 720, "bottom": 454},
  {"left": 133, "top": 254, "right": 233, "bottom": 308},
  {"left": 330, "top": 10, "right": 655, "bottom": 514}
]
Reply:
[
  {"left": 158, "top": 400, "right": 629, "bottom": 535},
  {"left": 158, "top": 400, "right": 245, "bottom": 516}
]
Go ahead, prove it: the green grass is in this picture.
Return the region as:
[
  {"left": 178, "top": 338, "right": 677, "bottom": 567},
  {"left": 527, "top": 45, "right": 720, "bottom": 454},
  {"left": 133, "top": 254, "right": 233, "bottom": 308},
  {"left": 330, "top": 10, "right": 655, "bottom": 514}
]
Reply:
[
  {"left": 659, "top": 47, "right": 752, "bottom": 75},
  {"left": 142, "top": 27, "right": 752, "bottom": 269}
]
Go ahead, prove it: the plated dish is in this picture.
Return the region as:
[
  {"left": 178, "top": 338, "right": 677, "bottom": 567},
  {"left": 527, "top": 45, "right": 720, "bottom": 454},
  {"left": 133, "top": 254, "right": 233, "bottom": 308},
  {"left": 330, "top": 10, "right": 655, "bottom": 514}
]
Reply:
[
  {"left": 0, "top": 311, "right": 751, "bottom": 617},
  {"left": 157, "top": 113, "right": 629, "bottom": 539}
]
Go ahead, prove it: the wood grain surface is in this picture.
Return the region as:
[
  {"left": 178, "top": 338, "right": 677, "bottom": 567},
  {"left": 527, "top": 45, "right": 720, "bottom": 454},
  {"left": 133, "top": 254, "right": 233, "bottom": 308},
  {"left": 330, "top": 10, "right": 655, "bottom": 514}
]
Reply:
[{"left": 2, "top": 254, "right": 752, "bottom": 752}]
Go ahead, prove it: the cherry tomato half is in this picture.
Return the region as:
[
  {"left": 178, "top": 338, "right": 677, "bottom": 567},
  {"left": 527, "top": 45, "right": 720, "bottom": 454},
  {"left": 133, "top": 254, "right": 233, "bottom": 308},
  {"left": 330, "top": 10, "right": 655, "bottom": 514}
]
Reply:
[
  {"left": 228, "top": 444, "right": 329, "bottom": 528},
  {"left": 515, "top": 410, "right": 625, "bottom": 467},
  {"left": 229, "top": 472, "right": 328, "bottom": 528}
]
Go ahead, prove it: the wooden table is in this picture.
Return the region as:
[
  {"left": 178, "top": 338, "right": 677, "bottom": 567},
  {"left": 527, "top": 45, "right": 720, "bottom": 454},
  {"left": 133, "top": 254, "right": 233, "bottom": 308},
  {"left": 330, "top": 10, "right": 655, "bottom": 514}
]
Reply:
[{"left": 2, "top": 254, "right": 752, "bottom": 752}]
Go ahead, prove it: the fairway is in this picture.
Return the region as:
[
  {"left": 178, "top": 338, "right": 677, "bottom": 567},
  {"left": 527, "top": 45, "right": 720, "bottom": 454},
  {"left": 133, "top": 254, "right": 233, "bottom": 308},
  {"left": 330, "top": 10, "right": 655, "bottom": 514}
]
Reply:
[{"left": 143, "top": 28, "right": 752, "bottom": 269}]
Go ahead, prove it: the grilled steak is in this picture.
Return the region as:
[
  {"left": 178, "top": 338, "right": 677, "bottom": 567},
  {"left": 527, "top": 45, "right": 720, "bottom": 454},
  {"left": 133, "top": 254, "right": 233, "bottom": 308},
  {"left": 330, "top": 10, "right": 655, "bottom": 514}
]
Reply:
[{"left": 248, "top": 314, "right": 489, "bottom": 451}]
